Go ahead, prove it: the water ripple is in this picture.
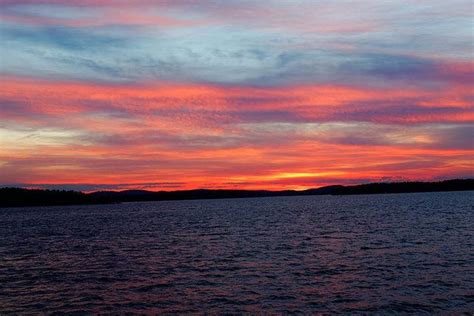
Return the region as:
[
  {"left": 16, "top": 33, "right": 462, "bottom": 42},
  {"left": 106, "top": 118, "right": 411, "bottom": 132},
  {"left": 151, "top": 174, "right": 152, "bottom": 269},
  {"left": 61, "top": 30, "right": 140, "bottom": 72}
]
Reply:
[{"left": 0, "top": 191, "right": 473, "bottom": 313}]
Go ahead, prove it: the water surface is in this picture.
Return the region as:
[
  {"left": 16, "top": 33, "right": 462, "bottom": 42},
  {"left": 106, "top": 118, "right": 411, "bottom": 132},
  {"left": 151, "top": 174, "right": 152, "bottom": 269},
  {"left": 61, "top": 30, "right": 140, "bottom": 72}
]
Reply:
[{"left": 1, "top": 192, "right": 473, "bottom": 313}]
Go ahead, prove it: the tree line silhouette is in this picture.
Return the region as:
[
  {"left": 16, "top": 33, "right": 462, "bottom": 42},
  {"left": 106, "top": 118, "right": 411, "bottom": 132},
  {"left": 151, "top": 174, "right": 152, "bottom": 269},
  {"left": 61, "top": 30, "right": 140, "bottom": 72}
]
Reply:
[{"left": 1, "top": 179, "right": 472, "bottom": 207}]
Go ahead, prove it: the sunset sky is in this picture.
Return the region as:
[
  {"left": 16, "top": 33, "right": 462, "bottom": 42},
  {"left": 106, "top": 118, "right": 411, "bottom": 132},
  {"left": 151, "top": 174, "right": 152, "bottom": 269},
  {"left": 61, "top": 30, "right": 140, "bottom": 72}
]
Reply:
[{"left": 0, "top": 0, "right": 473, "bottom": 191}]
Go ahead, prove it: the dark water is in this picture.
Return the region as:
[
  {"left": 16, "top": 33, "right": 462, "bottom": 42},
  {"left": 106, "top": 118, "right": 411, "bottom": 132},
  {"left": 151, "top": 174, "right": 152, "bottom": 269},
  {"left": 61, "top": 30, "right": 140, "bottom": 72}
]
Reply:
[{"left": 1, "top": 192, "right": 473, "bottom": 314}]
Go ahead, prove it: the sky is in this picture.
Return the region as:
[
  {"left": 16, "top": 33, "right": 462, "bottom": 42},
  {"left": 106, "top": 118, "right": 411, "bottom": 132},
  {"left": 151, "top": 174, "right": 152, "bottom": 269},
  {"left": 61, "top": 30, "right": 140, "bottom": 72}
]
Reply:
[{"left": 0, "top": 0, "right": 473, "bottom": 191}]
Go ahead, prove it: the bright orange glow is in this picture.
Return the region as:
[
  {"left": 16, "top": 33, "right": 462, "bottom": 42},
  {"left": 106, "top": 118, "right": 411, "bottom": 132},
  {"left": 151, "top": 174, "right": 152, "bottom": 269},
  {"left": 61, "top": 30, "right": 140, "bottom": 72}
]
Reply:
[{"left": 0, "top": 75, "right": 472, "bottom": 191}]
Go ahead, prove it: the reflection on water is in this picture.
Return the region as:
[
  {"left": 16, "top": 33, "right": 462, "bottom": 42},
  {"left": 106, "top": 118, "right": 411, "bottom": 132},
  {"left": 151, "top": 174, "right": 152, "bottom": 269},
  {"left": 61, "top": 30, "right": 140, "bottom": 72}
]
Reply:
[{"left": 0, "top": 192, "right": 473, "bottom": 313}]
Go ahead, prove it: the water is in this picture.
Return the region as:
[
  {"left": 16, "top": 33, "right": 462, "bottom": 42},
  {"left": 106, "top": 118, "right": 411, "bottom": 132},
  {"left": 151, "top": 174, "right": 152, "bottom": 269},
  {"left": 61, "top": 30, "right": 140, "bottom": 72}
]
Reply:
[{"left": 0, "top": 192, "right": 473, "bottom": 314}]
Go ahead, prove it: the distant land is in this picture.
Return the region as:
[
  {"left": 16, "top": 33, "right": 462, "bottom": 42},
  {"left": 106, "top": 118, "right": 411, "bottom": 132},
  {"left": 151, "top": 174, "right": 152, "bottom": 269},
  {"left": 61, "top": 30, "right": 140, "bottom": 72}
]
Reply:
[{"left": 1, "top": 179, "right": 473, "bottom": 208}]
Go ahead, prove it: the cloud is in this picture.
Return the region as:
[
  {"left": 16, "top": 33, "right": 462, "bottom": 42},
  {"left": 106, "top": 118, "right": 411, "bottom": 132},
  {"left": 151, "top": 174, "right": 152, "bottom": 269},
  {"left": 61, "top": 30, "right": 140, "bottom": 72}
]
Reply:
[
  {"left": 0, "top": 1, "right": 472, "bottom": 190},
  {"left": 1, "top": 1, "right": 472, "bottom": 86}
]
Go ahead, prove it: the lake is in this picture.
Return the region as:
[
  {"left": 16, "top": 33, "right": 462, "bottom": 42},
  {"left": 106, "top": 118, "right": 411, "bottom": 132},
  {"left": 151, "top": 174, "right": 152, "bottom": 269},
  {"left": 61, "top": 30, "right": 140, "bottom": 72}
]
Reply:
[{"left": 1, "top": 191, "right": 473, "bottom": 314}]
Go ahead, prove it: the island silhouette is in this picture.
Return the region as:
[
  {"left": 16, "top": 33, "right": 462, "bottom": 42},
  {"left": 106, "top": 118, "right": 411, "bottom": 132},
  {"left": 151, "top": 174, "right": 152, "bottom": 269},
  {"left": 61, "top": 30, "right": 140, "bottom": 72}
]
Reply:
[{"left": 1, "top": 179, "right": 473, "bottom": 208}]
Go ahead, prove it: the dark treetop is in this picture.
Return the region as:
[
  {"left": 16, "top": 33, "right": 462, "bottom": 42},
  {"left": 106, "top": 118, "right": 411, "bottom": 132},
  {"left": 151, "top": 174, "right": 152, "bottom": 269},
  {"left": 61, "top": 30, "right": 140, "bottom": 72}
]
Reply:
[{"left": 1, "top": 179, "right": 473, "bottom": 207}]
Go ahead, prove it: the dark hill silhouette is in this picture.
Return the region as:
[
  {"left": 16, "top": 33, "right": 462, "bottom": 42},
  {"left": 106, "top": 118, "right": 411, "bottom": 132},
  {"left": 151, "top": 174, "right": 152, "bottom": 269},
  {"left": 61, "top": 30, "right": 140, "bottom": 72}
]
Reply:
[
  {"left": 1, "top": 179, "right": 473, "bottom": 207},
  {"left": 0, "top": 188, "right": 108, "bottom": 207}
]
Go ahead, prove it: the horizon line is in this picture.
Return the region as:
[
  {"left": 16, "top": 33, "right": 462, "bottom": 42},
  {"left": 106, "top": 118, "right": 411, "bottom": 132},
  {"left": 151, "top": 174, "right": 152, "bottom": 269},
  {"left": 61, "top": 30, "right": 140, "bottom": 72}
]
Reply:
[{"left": 2, "top": 178, "right": 473, "bottom": 194}]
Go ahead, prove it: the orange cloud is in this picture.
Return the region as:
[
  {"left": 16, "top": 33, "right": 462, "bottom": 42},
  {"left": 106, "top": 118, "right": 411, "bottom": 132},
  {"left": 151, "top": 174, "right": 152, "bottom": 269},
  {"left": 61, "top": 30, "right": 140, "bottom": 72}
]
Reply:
[{"left": 1, "top": 75, "right": 472, "bottom": 191}]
